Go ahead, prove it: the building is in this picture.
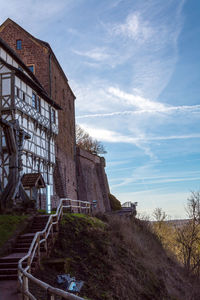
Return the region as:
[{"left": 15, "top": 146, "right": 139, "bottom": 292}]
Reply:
[
  {"left": 0, "top": 18, "right": 111, "bottom": 213},
  {"left": 0, "top": 18, "right": 78, "bottom": 208},
  {"left": 0, "top": 36, "right": 60, "bottom": 211}
]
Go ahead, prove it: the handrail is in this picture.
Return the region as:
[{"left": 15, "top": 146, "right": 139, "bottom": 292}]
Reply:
[{"left": 18, "top": 198, "right": 91, "bottom": 300}]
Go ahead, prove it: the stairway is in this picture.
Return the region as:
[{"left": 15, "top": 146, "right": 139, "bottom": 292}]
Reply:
[{"left": 0, "top": 215, "right": 49, "bottom": 281}]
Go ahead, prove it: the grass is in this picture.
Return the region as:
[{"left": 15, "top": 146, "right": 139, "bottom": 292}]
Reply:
[{"left": 0, "top": 215, "right": 28, "bottom": 248}]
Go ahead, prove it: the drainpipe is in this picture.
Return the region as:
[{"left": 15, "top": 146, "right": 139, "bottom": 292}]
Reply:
[{"left": 49, "top": 53, "right": 52, "bottom": 98}]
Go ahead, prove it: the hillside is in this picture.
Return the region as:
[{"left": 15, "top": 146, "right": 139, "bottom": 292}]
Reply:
[{"left": 34, "top": 214, "right": 200, "bottom": 300}]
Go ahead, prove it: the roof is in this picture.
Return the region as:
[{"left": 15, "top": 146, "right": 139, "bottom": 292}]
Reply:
[{"left": 22, "top": 173, "right": 46, "bottom": 188}]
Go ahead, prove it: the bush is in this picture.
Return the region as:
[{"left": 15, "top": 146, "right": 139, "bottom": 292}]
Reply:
[{"left": 109, "top": 193, "right": 121, "bottom": 211}]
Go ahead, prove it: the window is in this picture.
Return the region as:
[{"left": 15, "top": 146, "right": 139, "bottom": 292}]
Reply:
[
  {"left": 51, "top": 109, "right": 56, "bottom": 124},
  {"left": 15, "top": 87, "right": 20, "bottom": 98},
  {"left": 16, "top": 39, "right": 22, "bottom": 50},
  {"left": 22, "top": 91, "right": 25, "bottom": 101},
  {"left": 36, "top": 96, "right": 41, "bottom": 112},
  {"left": 28, "top": 65, "right": 34, "bottom": 73},
  {"left": 32, "top": 93, "right": 41, "bottom": 111},
  {"left": 32, "top": 93, "right": 36, "bottom": 109}
]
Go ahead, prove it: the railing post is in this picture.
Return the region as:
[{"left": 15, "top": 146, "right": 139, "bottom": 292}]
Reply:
[
  {"left": 23, "top": 276, "right": 29, "bottom": 300},
  {"left": 44, "top": 231, "right": 48, "bottom": 254},
  {"left": 47, "top": 290, "right": 55, "bottom": 300},
  {"left": 27, "top": 256, "right": 31, "bottom": 273},
  {"left": 55, "top": 214, "right": 59, "bottom": 232},
  {"left": 50, "top": 217, "right": 54, "bottom": 245},
  {"left": 37, "top": 235, "right": 41, "bottom": 266},
  {"left": 70, "top": 199, "right": 72, "bottom": 213}
]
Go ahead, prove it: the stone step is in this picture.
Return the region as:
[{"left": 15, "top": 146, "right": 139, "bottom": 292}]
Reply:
[
  {"left": 27, "top": 229, "right": 44, "bottom": 233},
  {"left": 0, "top": 274, "right": 17, "bottom": 280},
  {"left": 0, "top": 262, "right": 30, "bottom": 269},
  {"left": 18, "top": 234, "right": 34, "bottom": 240},
  {"left": 17, "top": 238, "right": 33, "bottom": 244},
  {"left": 12, "top": 247, "right": 45, "bottom": 253},
  {"left": 0, "top": 257, "right": 21, "bottom": 263},
  {"left": 31, "top": 223, "right": 46, "bottom": 226},
  {"left": 12, "top": 248, "right": 29, "bottom": 253},
  {"left": 15, "top": 243, "right": 32, "bottom": 248},
  {"left": 30, "top": 228, "right": 45, "bottom": 231},
  {"left": 0, "top": 268, "right": 17, "bottom": 275}
]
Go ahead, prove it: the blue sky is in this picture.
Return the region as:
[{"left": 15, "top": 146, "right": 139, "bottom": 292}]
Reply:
[{"left": 1, "top": 0, "right": 200, "bottom": 218}]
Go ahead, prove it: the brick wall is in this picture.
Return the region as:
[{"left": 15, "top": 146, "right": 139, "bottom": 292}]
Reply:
[{"left": 0, "top": 22, "right": 50, "bottom": 91}]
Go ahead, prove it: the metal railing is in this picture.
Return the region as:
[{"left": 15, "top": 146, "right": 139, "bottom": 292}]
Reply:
[{"left": 18, "top": 198, "right": 91, "bottom": 300}]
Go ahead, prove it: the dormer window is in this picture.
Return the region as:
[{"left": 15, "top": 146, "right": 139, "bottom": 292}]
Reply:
[{"left": 16, "top": 39, "right": 22, "bottom": 50}]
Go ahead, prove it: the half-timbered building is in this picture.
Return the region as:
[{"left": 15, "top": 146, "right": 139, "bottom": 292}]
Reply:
[
  {"left": 0, "top": 37, "right": 60, "bottom": 212},
  {"left": 0, "top": 19, "right": 78, "bottom": 206}
]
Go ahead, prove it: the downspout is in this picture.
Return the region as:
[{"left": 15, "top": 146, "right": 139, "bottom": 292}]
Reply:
[{"left": 49, "top": 53, "right": 52, "bottom": 98}]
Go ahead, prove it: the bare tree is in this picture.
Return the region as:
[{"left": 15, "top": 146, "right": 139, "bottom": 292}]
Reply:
[
  {"left": 176, "top": 191, "right": 200, "bottom": 276},
  {"left": 153, "top": 208, "right": 167, "bottom": 229},
  {"left": 76, "top": 125, "right": 106, "bottom": 155},
  {"left": 186, "top": 191, "right": 200, "bottom": 222}
]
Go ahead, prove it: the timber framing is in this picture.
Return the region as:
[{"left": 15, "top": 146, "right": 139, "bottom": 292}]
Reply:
[{"left": 0, "top": 38, "right": 59, "bottom": 212}]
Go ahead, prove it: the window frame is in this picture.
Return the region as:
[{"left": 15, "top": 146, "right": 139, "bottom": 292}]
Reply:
[
  {"left": 32, "top": 92, "right": 37, "bottom": 109},
  {"left": 27, "top": 64, "right": 35, "bottom": 74},
  {"left": 51, "top": 108, "right": 56, "bottom": 124},
  {"left": 16, "top": 39, "right": 22, "bottom": 50}
]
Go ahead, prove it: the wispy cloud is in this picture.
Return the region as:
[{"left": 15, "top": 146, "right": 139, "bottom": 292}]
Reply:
[
  {"left": 79, "top": 124, "right": 200, "bottom": 144},
  {"left": 0, "top": 0, "right": 73, "bottom": 34},
  {"left": 73, "top": 48, "right": 112, "bottom": 62},
  {"left": 110, "top": 12, "right": 153, "bottom": 43},
  {"left": 107, "top": 87, "right": 165, "bottom": 110}
]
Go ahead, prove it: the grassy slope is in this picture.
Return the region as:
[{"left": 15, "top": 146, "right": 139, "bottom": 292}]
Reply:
[
  {"left": 37, "top": 214, "right": 200, "bottom": 300},
  {"left": 0, "top": 215, "right": 27, "bottom": 249}
]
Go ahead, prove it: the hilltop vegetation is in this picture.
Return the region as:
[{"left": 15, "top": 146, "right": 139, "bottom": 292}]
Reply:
[
  {"left": 35, "top": 213, "right": 200, "bottom": 300},
  {"left": 152, "top": 192, "right": 200, "bottom": 278}
]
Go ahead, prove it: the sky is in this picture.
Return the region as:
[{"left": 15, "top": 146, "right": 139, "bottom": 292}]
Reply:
[{"left": 1, "top": 0, "right": 200, "bottom": 219}]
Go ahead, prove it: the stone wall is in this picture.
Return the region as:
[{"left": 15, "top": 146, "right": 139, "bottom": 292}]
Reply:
[{"left": 76, "top": 147, "right": 111, "bottom": 213}]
